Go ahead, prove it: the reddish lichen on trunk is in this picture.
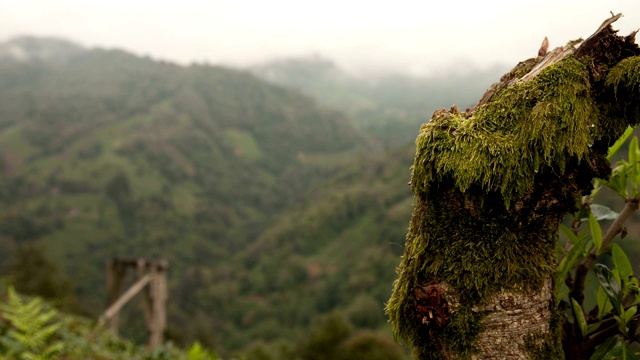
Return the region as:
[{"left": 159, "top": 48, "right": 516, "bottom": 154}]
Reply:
[{"left": 414, "top": 283, "right": 449, "bottom": 328}]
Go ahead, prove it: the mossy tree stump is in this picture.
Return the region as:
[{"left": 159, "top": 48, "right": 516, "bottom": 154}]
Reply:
[{"left": 387, "top": 14, "right": 640, "bottom": 359}]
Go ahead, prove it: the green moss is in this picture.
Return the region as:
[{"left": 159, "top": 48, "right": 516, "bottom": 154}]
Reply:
[
  {"left": 411, "top": 56, "right": 598, "bottom": 207},
  {"left": 506, "top": 58, "right": 539, "bottom": 80},
  {"left": 606, "top": 56, "right": 640, "bottom": 92},
  {"left": 605, "top": 56, "right": 640, "bottom": 128},
  {"left": 440, "top": 306, "right": 487, "bottom": 358}
]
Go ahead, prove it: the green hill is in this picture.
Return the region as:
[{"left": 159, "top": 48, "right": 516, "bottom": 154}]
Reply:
[{"left": 0, "top": 37, "right": 401, "bottom": 357}]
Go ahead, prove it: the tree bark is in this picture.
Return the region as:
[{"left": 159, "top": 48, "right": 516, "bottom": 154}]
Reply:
[{"left": 387, "top": 14, "right": 640, "bottom": 359}]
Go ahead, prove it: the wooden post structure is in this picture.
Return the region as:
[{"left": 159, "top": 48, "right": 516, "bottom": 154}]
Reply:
[
  {"left": 105, "top": 259, "right": 126, "bottom": 334},
  {"left": 101, "top": 257, "right": 168, "bottom": 348}
]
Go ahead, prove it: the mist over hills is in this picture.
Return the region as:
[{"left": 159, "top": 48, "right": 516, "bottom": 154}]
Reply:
[
  {"left": 0, "top": 36, "right": 513, "bottom": 357},
  {"left": 251, "top": 55, "right": 509, "bottom": 146},
  {"left": 0, "top": 36, "right": 85, "bottom": 63}
]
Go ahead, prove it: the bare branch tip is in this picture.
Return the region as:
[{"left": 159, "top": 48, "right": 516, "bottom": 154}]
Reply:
[{"left": 538, "top": 36, "right": 549, "bottom": 57}]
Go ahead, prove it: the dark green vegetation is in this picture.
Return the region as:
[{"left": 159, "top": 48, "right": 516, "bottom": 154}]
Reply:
[
  {"left": 0, "top": 36, "right": 424, "bottom": 358},
  {"left": 251, "top": 56, "right": 508, "bottom": 147}
]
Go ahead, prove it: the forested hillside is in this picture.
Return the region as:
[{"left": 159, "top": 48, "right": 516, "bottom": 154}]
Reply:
[
  {"left": 0, "top": 36, "right": 512, "bottom": 358},
  {"left": 251, "top": 56, "right": 508, "bottom": 147}
]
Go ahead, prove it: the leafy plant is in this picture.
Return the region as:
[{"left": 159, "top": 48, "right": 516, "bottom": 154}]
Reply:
[
  {"left": 557, "top": 128, "right": 640, "bottom": 358},
  {"left": 0, "top": 286, "right": 64, "bottom": 359},
  {"left": 0, "top": 286, "right": 221, "bottom": 359},
  {"left": 186, "top": 341, "right": 219, "bottom": 360}
]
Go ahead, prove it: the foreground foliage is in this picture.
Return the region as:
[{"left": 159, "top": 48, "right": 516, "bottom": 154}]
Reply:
[
  {"left": 0, "top": 286, "right": 406, "bottom": 360},
  {"left": 0, "top": 286, "right": 219, "bottom": 359},
  {"left": 558, "top": 129, "right": 640, "bottom": 359}
]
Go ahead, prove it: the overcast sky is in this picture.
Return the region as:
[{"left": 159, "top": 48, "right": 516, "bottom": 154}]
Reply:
[{"left": 2, "top": 1, "right": 640, "bottom": 75}]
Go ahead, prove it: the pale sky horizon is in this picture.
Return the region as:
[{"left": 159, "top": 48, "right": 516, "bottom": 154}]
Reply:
[{"left": 2, "top": 1, "right": 640, "bottom": 76}]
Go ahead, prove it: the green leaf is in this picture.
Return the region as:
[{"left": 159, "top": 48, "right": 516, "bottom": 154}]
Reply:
[
  {"left": 590, "top": 180, "right": 603, "bottom": 200},
  {"left": 606, "top": 162, "right": 631, "bottom": 199},
  {"left": 595, "top": 264, "right": 622, "bottom": 316},
  {"left": 631, "top": 137, "right": 640, "bottom": 196},
  {"left": 556, "top": 241, "right": 565, "bottom": 258},
  {"left": 187, "top": 342, "right": 205, "bottom": 360},
  {"left": 571, "top": 298, "right": 588, "bottom": 338},
  {"left": 590, "top": 336, "right": 618, "bottom": 360},
  {"left": 629, "top": 136, "right": 638, "bottom": 175},
  {"left": 612, "top": 244, "right": 635, "bottom": 286},
  {"left": 560, "top": 223, "right": 579, "bottom": 245},
  {"left": 608, "top": 125, "right": 634, "bottom": 160},
  {"left": 590, "top": 204, "right": 620, "bottom": 221},
  {"left": 587, "top": 322, "right": 602, "bottom": 335},
  {"left": 590, "top": 213, "right": 604, "bottom": 255},
  {"left": 612, "top": 268, "right": 622, "bottom": 294},
  {"left": 603, "top": 341, "right": 640, "bottom": 360},
  {"left": 555, "top": 234, "right": 589, "bottom": 303},
  {"left": 624, "top": 305, "right": 637, "bottom": 323},
  {"left": 187, "top": 341, "right": 219, "bottom": 360},
  {"left": 597, "top": 285, "right": 614, "bottom": 320},
  {"left": 625, "top": 345, "right": 640, "bottom": 360}
]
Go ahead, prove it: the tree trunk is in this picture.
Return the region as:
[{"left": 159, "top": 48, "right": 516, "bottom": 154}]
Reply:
[{"left": 387, "top": 14, "right": 640, "bottom": 359}]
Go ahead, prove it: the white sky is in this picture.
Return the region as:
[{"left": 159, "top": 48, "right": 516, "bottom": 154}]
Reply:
[{"left": 1, "top": 1, "right": 640, "bottom": 75}]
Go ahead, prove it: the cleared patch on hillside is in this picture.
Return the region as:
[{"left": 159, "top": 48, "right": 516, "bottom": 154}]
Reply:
[{"left": 225, "top": 129, "right": 263, "bottom": 161}]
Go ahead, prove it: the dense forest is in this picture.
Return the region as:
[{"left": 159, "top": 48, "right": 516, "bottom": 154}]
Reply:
[{"left": 4, "top": 35, "right": 628, "bottom": 359}]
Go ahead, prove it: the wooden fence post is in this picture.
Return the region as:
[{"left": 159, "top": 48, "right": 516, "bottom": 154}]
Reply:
[
  {"left": 101, "top": 258, "right": 168, "bottom": 347},
  {"left": 148, "top": 260, "right": 168, "bottom": 347},
  {"left": 105, "top": 259, "right": 126, "bottom": 334}
]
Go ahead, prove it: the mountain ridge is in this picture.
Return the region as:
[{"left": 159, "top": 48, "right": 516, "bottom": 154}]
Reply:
[{"left": 0, "top": 37, "right": 389, "bottom": 356}]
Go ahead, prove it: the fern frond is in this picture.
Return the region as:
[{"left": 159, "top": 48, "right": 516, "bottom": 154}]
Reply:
[{"left": 0, "top": 286, "right": 64, "bottom": 359}]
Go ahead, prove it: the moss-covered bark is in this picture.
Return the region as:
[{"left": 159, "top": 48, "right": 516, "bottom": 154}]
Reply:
[{"left": 387, "top": 15, "right": 640, "bottom": 359}]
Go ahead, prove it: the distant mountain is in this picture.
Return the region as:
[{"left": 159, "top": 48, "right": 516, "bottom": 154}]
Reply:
[
  {"left": 251, "top": 56, "right": 510, "bottom": 147},
  {"left": 0, "top": 36, "right": 86, "bottom": 63},
  {"left": 0, "top": 37, "right": 378, "bottom": 355}
]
